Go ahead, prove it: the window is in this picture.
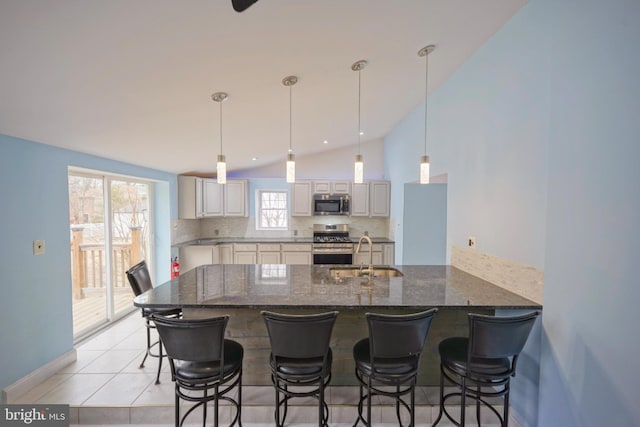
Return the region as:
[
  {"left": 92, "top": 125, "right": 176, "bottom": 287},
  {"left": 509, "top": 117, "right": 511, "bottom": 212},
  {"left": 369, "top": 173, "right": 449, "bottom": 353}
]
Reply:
[{"left": 256, "top": 190, "right": 288, "bottom": 230}]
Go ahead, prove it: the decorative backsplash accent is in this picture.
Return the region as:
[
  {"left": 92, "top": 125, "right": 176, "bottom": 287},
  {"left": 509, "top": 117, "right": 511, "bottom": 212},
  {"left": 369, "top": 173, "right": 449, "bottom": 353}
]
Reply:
[
  {"left": 171, "top": 216, "right": 390, "bottom": 243},
  {"left": 451, "top": 246, "right": 544, "bottom": 304}
]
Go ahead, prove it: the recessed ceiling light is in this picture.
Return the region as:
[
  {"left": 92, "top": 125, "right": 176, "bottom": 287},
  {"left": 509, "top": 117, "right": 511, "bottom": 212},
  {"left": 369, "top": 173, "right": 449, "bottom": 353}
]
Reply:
[
  {"left": 323, "top": 140, "right": 328, "bottom": 144},
  {"left": 252, "top": 157, "right": 258, "bottom": 161},
  {"left": 359, "top": 131, "right": 364, "bottom": 136}
]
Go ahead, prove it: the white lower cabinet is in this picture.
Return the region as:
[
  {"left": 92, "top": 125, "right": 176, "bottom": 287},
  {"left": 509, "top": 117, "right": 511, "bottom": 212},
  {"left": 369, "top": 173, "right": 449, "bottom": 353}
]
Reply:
[
  {"left": 258, "top": 244, "right": 281, "bottom": 264},
  {"left": 353, "top": 243, "right": 395, "bottom": 266},
  {"left": 281, "top": 243, "right": 313, "bottom": 265},
  {"left": 179, "top": 245, "right": 216, "bottom": 273},
  {"left": 218, "top": 244, "right": 234, "bottom": 264},
  {"left": 234, "top": 243, "right": 258, "bottom": 264}
]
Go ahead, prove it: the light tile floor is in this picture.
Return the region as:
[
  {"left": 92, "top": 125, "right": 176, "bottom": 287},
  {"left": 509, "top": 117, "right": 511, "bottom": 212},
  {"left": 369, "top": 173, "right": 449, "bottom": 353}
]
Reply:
[{"left": 12, "top": 311, "right": 516, "bottom": 427}]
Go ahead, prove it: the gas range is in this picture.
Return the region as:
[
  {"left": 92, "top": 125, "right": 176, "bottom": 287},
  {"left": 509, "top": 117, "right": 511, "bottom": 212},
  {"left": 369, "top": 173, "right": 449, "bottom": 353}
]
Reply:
[{"left": 312, "top": 224, "right": 354, "bottom": 256}]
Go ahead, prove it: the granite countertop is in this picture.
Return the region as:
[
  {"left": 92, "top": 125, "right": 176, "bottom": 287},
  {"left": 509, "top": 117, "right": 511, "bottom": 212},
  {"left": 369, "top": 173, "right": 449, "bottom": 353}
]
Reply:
[
  {"left": 173, "top": 237, "right": 395, "bottom": 247},
  {"left": 134, "top": 264, "right": 541, "bottom": 310}
]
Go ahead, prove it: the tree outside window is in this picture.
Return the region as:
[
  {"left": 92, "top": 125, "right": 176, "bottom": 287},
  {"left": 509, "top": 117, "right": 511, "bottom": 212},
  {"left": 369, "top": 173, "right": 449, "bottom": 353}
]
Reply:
[{"left": 257, "top": 190, "right": 288, "bottom": 230}]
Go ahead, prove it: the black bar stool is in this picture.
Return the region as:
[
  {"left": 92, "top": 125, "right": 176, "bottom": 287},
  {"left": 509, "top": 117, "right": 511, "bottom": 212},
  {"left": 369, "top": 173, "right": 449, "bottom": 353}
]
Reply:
[
  {"left": 261, "top": 310, "right": 339, "bottom": 427},
  {"left": 352, "top": 308, "right": 438, "bottom": 427},
  {"left": 150, "top": 314, "right": 243, "bottom": 427},
  {"left": 432, "top": 311, "right": 539, "bottom": 427},
  {"left": 126, "top": 260, "right": 181, "bottom": 384}
]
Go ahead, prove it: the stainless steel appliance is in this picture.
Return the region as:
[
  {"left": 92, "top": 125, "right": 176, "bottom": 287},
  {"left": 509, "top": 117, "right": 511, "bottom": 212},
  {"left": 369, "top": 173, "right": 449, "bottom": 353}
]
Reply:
[
  {"left": 312, "top": 224, "right": 353, "bottom": 265},
  {"left": 313, "top": 194, "right": 350, "bottom": 216}
]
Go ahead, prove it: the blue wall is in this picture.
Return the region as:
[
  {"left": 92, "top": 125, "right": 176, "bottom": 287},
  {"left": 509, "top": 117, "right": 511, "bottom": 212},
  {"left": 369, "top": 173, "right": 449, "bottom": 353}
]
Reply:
[
  {"left": 0, "top": 134, "right": 176, "bottom": 394},
  {"left": 402, "top": 183, "right": 447, "bottom": 264},
  {"left": 539, "top": 0, "right": 640, "bottom": 425},
  {"left": 385, "top": 0, "right": 640, "bottom": 425}
]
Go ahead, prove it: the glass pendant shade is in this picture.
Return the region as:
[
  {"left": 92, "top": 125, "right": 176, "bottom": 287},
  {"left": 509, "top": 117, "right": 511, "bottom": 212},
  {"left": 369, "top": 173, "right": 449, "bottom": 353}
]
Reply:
[
  {"left": 354, "top": 154, "right": 364, "bottom": 184},
  {"left": 217, "top": 154, "right": 227, "bottom": 184},
  {"left": 286, "top": 153, "right": 296, "bottom": 183},
  {"left": 420, "top": 155, "right": 430, "bottom": 184}
]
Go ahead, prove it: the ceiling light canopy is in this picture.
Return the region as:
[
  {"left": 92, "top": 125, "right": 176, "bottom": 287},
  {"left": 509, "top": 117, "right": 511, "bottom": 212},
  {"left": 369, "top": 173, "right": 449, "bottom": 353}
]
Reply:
[{"left": 211, "top": 91, "right": 229, "bottom": 184}]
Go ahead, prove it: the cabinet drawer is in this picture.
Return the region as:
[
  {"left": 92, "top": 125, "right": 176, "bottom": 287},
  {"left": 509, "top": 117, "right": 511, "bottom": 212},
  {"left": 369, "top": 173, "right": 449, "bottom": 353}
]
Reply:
[
  {"left": 281, "top": 243, "right": 312, "bottom": 252},
  {"left": 234, "top": 243, "right": 257, "bottom": 252},
  {"left": 258, "top": 243, "right": 281, "bottom": 252}
]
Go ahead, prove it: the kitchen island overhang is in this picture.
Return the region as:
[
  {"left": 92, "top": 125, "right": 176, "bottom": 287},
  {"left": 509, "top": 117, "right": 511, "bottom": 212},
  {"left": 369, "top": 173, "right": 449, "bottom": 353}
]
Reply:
[{"left": 134, "top": 264, "right": 541, "bottom": 385}]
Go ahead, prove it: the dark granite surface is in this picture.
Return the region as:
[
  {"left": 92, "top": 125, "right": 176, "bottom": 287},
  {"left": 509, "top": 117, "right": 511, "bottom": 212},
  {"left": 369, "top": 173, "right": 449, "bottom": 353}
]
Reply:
[{"left": 134, "top": 264, "right": 541, "bottom": 310}]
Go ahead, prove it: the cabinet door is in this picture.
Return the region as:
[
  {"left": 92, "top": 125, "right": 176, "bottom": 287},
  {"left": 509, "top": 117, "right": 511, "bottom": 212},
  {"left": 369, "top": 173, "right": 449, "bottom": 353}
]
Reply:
[
  {"left": 219, "top": 244, "right": 234, "bottom": 264},
  {"left": 353, "top": 251, "right": 383, "bottom": 266},
  {"left": 224, "top": 180, "right": 248, "bottom": 217},
  {"left": 332, "top": 181, "right": 351, "bottom": 194},
  {"left": 382, "top": 243, "right": 395, "bottom": 265},
  {"left": 178, "top": 176, "right": 203, "bottom": 219},
  {"left": 258, "top": 252, "right": 281, "bottom": 264},
  {"left": 282, "top": 251, "right": 312, "bottom": 265},
  {"left": 178, "top": 246, "right": 215, "bottom": 272},
  {"left": 202, "top": 179, "right": 224, "bottom": 216},
  {"left": 350, "top": 183, "right": 370, "bottom": 216},
  {"left": 313, "top": 181, "right": 331, "bottom": 194},
  {"left": 369, "top": 181, "right": 390, "bottom": 217},
  {"left": 291, "top": 181, "right": 312, "bottom": 216},
  {"left": 234, "top": 251, "right": 257, "bottom": 264}
]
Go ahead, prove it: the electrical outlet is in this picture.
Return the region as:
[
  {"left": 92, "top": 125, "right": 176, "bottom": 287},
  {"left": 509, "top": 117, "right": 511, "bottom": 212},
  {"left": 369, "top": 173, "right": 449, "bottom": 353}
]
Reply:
[
  {"left": 293, "top": 229, "right": 298, "bottom": 236},
  {"left": 33, "top": 240, "right": 46, "bottom": 255},
  {"left": 468, "top": 236, "right": 476, "bottom": 249}
]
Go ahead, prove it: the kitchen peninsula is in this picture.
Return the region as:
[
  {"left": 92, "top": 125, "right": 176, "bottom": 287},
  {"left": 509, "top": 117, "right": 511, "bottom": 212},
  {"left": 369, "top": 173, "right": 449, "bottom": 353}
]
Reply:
[{"left": 134, "top": 264, "right": 541, "bottom": 385}]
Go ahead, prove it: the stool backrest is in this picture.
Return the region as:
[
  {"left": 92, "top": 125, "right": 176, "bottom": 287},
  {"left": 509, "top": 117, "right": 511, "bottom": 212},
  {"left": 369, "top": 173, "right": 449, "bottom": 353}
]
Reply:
[
  {"left": 468, "top": 311, "right": 539, "bottom": 363},
  {"left": 262, "top": 311, "right": 338, "bottom": 359},
  {"left": 126, "top": 260, "right": 153, "bottom": 296},
  {"left": 151, "top": 315, "right": 228, "bottom": 364},
  {"left": 366, "top": 308, "right": 438, "bottom": 361}
]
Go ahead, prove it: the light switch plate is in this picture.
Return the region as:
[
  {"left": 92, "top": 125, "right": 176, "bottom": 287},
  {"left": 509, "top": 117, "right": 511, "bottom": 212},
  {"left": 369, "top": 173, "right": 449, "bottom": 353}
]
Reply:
[{"left": 33, "top": 240, "right": 46, "bottom": 255}]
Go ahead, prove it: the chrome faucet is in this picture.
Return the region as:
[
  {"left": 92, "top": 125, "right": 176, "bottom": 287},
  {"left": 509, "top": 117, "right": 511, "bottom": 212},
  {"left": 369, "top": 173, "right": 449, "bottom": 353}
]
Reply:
[{"left": 355, "top": 235, "right": 374, "bottom": 277}]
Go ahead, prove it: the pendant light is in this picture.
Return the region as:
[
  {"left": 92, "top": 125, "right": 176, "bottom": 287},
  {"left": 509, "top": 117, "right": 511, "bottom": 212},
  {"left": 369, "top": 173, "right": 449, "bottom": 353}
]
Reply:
[
  {"left": 282, "top": 75, "right": 298, "bottom": 183},
  {"left": 352, "top": 60, "right": 367, "bottom": 184},
  {"left": 418, "top": 45, "right": 435, "bottom": 184},
  {"left": 211, "top": 92, "right": 228, "bottom": 184}
]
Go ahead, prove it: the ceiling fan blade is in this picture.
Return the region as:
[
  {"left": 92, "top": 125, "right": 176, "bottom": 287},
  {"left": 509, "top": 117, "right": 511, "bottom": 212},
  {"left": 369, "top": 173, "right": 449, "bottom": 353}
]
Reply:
[{"left": 231, "top": 0, "right": 259, "bottom": 12}]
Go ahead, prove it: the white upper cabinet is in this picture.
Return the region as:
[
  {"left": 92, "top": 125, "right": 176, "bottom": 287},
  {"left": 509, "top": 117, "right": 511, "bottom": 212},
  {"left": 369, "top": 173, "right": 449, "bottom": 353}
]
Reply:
[
  {"left": 369, "top": 181, "right": 390, "bottom": 217},
  {"left": 178, "top": 176, "right": 248, "bottom": 218},
  {"left": 350, "top": 182, "right": 370, "bottom": 216},
  {"left": 350, "top": 181, "right": 390, "bottom": 217},
  {"left": 178, "top": 176, "right": 204, "bottom": 219},
  {"left": 313, "top": 180, "right": 351, "bottom": 195},
  {"left": 202, "top": 179, "right": 224, "bottom": 216},
  {"left": 224, "top": 179, "right": 248, "bottom": 217},
  {"left": 291, "top": 181, "right": 313, "bottom": 216}
]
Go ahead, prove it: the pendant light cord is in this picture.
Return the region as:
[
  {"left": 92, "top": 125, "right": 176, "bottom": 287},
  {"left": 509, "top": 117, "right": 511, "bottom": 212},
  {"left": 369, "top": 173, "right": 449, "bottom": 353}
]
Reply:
[
  {"left": 289, "top": 83, "right": 292, "bottom": 152},
  {"left": 358, "top": 67, "right": 362, "bottom": 155},
  {"left": 423, "top": 50, "right": 429, "bottom": 156},
  {"left": 219, "top": 101, "right": 223, "bottom": 155}
]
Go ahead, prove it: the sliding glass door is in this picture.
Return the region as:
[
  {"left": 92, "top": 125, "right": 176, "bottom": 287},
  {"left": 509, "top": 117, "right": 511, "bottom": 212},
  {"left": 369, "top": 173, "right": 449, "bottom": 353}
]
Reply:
[{"left": 68, "top": 170, "right": 153, "bottom": 339}]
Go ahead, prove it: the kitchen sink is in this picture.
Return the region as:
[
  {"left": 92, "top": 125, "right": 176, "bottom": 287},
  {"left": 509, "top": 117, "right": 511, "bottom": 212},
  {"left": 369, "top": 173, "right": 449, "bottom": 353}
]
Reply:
[{"left": 330, "top": 267, "right": 404, "bottom": 278}]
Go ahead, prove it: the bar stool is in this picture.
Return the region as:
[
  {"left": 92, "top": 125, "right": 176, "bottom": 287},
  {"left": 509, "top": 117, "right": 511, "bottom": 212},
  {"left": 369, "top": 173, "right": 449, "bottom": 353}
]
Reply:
[
  {"left": 261, "top": 310, "right": 338, "bottom": 427},
  {"left": 432, "top": 311, "right": 539, "bottom": 427},
  {"left": 150, "top": 314, "right": 243, "bottom": 427},
  {"left": 352, "top": 308, "right": 438, "bottom": 427},
  {"left": 126, "top": 260, "right": 181, "bottom": 384}
]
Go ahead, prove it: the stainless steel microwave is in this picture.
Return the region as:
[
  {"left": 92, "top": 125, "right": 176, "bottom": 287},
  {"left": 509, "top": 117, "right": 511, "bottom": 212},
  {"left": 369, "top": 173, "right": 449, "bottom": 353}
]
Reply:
[{"left": 313, "top": 194, "right": 350, "bottom": 216}]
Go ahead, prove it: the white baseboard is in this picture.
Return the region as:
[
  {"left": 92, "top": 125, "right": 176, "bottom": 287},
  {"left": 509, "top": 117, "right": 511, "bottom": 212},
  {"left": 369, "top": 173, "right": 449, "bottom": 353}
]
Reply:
[{"left": 2, "top": 348, "right": 77, "bottom": 403}]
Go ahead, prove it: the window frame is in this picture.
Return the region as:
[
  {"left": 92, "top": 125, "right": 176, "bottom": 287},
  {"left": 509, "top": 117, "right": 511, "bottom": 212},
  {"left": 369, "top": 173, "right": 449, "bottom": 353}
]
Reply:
[{"left": 255, "top": 189, "right": 289, "bottom": 231}]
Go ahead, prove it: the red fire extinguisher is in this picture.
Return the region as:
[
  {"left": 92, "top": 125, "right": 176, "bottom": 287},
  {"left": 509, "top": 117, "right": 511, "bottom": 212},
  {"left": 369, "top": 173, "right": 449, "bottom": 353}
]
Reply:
[{"left": 171, "top": 257, "right": 180, "bottom": 279}]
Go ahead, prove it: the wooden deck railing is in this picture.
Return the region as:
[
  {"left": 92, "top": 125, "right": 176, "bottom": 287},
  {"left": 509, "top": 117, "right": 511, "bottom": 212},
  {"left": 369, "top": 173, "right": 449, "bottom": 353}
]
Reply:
[{"left": 70, "top": 226, "right": 143, "bottom": 299}]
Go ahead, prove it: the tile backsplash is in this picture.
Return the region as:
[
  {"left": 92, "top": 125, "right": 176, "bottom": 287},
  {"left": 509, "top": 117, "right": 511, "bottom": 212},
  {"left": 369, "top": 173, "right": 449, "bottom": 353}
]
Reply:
[{"left": 171, "top": 216, "right": 390, "bottom": 243}]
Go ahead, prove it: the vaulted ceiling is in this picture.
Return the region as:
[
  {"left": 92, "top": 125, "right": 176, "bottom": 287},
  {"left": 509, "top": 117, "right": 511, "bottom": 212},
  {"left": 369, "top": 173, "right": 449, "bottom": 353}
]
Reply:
[{"left": 0, "top": 0, "right": 526, "bottom": 175}]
